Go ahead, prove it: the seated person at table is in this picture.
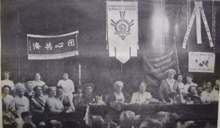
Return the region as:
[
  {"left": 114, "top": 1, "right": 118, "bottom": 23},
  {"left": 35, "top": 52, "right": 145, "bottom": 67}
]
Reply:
[
  {"left": 46, "top": 87, "right": 66, "bottom": 116},
  {"left": 21, "top": 111, "right": 36, "bottom": 128},
  {"left": 73, "top": 85, "right": 84, "bottom": 107},
  {"left": 1, "top": 71, "right": 15, "bottom": 90},
  {"left": 56, "top": 86, "right": 75, "bottom": 112},
  {"left": 30, "top": 86, "right": 46, "bottom": 124},
  {"left": 130, "top": 81, "right": 152, "bottom": 104},
  {"left": 42, "top": 85, "right": 49, "bottom": 99},
  {"left": 184, "top": 86, "right": 202, "bottom": 104},
  {"left": 183, "top": 75, "right": 197, "bottom": 94},
  {"left": 32, "top": 73, "right": 46, "bottom": 87},
  {"left": 200, "top": 82, "right": 215, "bottom": 103},
  {"left": 105, "top": 81, "right": 131, "bottom": 106},
  {"left": 11, "top": 83, "right": 30, "bottom": 116},
  {"left": 159, "top": 69, "right": 179, "bottom": 103},
  {"left": 197, "top": 82, "right": 207, "bottom": 96},
  {"left": 24, "top": 81, "right": 35, "bottom": 101},
  {"left": 81, "top": 83, "right": 96, "bottom": 105}
]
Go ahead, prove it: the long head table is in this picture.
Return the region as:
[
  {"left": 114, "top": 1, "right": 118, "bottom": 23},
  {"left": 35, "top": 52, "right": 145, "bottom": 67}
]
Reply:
[{"left": 89, "top": 103, "right": 219, "bottom": 121}]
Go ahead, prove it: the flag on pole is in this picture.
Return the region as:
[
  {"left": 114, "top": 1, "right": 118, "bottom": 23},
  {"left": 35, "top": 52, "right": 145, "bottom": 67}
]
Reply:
[
  {"left": 143, "top": 43, "right": 180, "bottom": 86},
  {"left": 106, "top": 1, "right": 138, "bottom": 63}
]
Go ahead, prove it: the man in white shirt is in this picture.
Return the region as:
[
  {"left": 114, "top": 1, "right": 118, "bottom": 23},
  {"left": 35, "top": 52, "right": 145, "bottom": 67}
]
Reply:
[
  {"left": 200, "top": 82, "right": 215, "bottom": 103},
  {"left": 184, "top": 75, "right": 197, "bottom": 94},
  {"left": 57, "top": 73, "right": 75, "bottom": 97},
  {"left": 1, "top": 71, "right": 14, "bottom": 90}
]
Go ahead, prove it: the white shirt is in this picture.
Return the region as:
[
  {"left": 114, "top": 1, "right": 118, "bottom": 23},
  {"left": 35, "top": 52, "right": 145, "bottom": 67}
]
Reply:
[
  {"left": 178, "top": 82, "right": 185, "bottom": 94},
  {"left": 11, "top": 96, "right": 30, "bottom": 115},
  {"left": 2, "top": 94, "right": 13, "bottom": 112},
  {"left": 184, "top": 82, "right": 198, "bottom": 94},
  {"left": 130, "top": 92, "right": 152, "bottom": 104},
  {"left": 200, "top": 91, "right": 215, "bottom": 102},
  {"left": 57, "top": 79, "right": 75, "bottom": 96},
  {"left": 114, "top": 92, "right": 125, "bottom": 102},
  {"left": 32, "top": 80, "right": 45, "bottom": 87},
  {"left": 1, "top": 80, "right": 14, "bottom": 90},
  {"left": 166, "top": 79, "right": 175, "bottom": 91},
  {"left": 211, "top": 89, "right": 219, "bottom": 101}
]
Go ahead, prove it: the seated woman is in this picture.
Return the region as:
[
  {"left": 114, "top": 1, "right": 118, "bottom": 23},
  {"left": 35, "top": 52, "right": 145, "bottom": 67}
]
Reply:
[
  {"left": 32, "top": 73, "right": 46, "bottom": 87},
  {"left": 159, "top": 69, "right": 179, "bottom": 103},
  {"left": 11, "top": 83, "right": 30, "bottom": 116},
  {"left": 24, "top": 81, "right": 35, "bottom": 101},
  {"left": 30, "top": 86, "right": 46, "bottom": 124},
  {"left": 185, "top": 86, "right": 202, "bottom": 104},
  {"left": 130, "top": 81, "right": 152, "bottom": 104},
  {"left": 55, "top": 86, "right": 75, "bottom": 112},
  {"left": 45, "top": 87, "right": 65, "bottom": 116},
  {"left": 2, "top": 85, "right": 16, "bottom": 126},
  {"left": 105, "top": 81, "right": 131, "bottom": 107}
]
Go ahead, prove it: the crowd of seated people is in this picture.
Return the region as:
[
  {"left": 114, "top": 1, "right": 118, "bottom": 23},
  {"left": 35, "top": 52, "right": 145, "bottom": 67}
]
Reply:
[{"left": 1, "top": 70, "right": 219, "bottom": 128}]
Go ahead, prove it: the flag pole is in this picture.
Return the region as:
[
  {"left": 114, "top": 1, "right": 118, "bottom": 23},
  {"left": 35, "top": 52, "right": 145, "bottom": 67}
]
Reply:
[
  {"left": 174, "top": 36, "right": 180, "bottom": 74},
  {"left": 79, "top": 63, "right": 82, "bottom": 85}
]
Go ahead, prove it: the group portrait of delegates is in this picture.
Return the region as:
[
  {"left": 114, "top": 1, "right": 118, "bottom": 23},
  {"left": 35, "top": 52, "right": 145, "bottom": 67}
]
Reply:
[{"left": 1, "top": 69, "right": 219, "bottom": 128}]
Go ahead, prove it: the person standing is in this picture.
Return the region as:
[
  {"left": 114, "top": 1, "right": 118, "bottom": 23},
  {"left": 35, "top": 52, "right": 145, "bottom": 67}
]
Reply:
[
  {"left": 32, "top": 73, "right": 46, "bottom": 87},
  {"left": 1, "top": 71, "right": 14, "bottom": 90},
  {"left": 57, "top": 73, "right": 75, "bottom": 97},
  {"left": 183, "top": 75, "right": 197, "bottom": 94}
]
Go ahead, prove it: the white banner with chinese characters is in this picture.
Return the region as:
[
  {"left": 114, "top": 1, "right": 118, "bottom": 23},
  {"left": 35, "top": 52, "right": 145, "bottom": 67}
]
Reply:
[
  {"left": 27, "top": 31, "right": 79, "bottom": 60},
  {"left": 189, "top": 52, "right": 215, "bottom": 73},
  {"left": 107, "top": 1, "right": 138, "bottom": 63}
]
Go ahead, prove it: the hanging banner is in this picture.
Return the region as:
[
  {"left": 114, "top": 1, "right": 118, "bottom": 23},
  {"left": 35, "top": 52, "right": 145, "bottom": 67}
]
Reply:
[
  {"left": 107, "top": 1, "right": 138, "bottom": 63},
  {"left": 189, "top": 52, "right": 215, "bottom": 73},
  {"left": 27, "top": 31, "right": 79, "bottom": 60},
  {"left": 182, "top": 1, "right": 214, "bottom": 49},
  {"left": 143, "top": 44, "right": 180, "bottom": 81}
]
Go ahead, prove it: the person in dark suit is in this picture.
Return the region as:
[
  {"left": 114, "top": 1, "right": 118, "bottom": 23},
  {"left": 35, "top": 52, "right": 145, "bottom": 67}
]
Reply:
[{"left": 159, "top": 69, "right": 179, "bottom": 103}]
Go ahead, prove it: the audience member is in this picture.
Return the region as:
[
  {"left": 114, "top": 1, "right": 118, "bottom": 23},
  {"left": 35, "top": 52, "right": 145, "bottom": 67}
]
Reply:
[
  {"left": 24, "top": 81, "right": 35, "bottom": 101},
  {"left": 42, "top": 85, "right": 49, "bottom": 99},
  {"left": 21, "top": 111, "right": 36, "bottom": 128}
]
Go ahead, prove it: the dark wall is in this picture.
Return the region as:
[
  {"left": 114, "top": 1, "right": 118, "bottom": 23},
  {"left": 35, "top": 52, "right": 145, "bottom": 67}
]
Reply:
[{"left": 1, "top": 0, "right": 220, "bottom": 96}]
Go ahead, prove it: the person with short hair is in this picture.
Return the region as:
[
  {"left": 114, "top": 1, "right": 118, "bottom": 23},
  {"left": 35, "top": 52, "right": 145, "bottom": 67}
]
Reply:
[
  {"left": 1, "top": 71, "right": 15, "bottom": 90},
  {"left": 73, "top": 85, "right": 84, "bottom": 107},
  {"left": 183, "top": 75, "right": 198, "bottom": 94},
  {"left": 57, "top": 73, "right": 75, "bottom": 97},
  {"left": 21, "top": 111, "right": 36, "bottom": 128},
  {"left": 81, "top": 83, "right": 96, "bottom": 105},
  {"left": 130, "top": 81, "right": 152, "bottom": 104},
  {"left": 32, "top": 73, "right": 46, "bottom": 87},
  {"left": 200, "top": 82, "right": 215, "bottom": 103},
  {"left": 159, "top": 69, "right": 179, "bottom": 103}
]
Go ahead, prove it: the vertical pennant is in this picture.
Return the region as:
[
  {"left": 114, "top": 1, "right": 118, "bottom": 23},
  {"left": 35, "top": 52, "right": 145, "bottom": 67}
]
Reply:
[{"left": 195, "top": 1, "right": 202, "bottom": 44}]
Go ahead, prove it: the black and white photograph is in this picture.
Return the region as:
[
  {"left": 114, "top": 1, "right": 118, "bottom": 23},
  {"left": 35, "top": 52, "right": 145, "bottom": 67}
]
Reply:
[{"left": 1, "top": 0, "right": 220, "bottom": 128}]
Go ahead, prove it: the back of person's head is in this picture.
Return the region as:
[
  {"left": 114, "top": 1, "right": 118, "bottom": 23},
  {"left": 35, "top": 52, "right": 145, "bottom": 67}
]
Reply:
[
  {"left": 21, "top": 111, "right": 32, "bottom": 121},
  {"left": 23, "top": 123, "right": 36, "bottom": 128}
]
